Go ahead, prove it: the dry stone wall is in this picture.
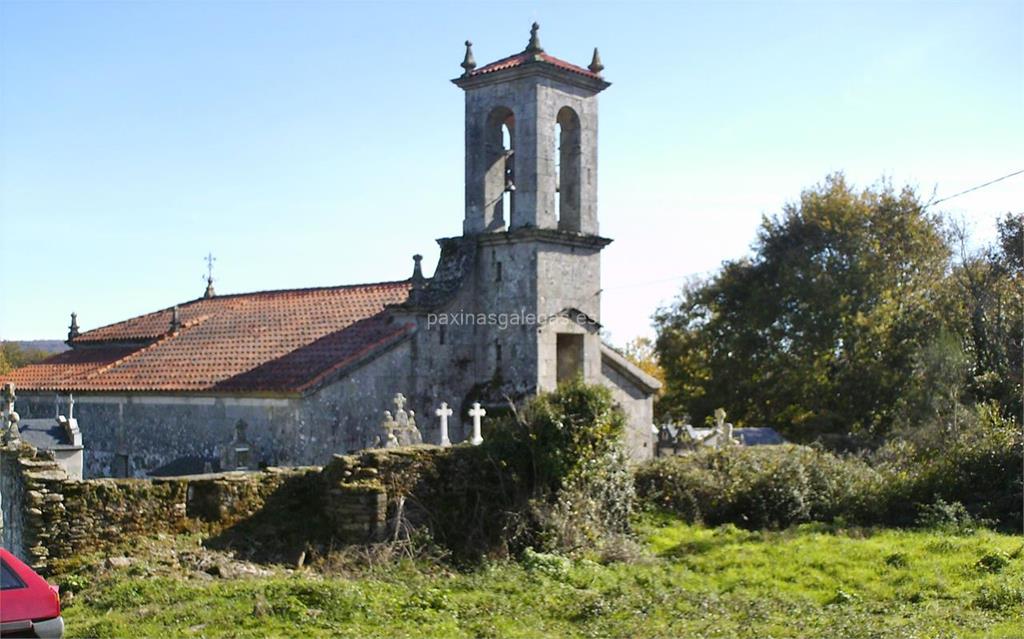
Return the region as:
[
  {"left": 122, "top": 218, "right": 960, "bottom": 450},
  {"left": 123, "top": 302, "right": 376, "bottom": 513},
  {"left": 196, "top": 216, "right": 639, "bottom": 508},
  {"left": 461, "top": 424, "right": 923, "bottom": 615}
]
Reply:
[
  {"left": 2, "top": 440, "right": 511, "bottom": 572},
  {"left": 1, "top": 441, "right": 320, "bottom": 571}
]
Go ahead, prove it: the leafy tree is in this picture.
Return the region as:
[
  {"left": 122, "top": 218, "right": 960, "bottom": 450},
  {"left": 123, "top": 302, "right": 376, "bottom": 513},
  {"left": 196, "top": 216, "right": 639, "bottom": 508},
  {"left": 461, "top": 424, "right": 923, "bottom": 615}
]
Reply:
[
  {"left": 655, "top": 174, "right": 952, "bottom": 446},
  {"left": 622, "top": 337, "right": 665, "bottom": 390},
  {"left": 0, "top": 342, "right": 52, "bottom": 376},
  {"left": 948, "top": 213, "right": 1023, "bottom": 421}
]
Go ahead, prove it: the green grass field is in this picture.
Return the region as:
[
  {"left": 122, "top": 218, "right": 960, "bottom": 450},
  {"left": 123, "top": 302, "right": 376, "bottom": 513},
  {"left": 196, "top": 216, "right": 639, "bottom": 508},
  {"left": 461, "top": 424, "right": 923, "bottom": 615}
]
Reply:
[{"left": 58, "top": 516, "right": 1024, "bottom": 638}]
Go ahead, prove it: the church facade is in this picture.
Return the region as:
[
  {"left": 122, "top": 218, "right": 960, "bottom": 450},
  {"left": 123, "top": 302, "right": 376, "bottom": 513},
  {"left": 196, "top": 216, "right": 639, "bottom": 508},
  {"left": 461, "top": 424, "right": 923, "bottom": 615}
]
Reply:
[{"left": 2, "top": 25, "right": 660, "bottom": 478}]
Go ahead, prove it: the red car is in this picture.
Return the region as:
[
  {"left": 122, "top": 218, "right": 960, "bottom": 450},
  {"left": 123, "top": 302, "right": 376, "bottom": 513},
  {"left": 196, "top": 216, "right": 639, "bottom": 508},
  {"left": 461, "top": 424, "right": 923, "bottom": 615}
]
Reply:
[{"left": 0, "top": 549, "right": 63, "bottom": 638}]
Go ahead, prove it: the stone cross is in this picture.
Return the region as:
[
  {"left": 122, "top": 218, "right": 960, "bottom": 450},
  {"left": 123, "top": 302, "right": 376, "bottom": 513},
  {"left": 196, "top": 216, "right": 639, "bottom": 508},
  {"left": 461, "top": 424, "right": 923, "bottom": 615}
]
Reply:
[
  {"left": 393, "top": 393, "right": 407, "bottom": 413},
  {"left": 468, "top": 402, "right": 486, "bottom": 446},
  {"left": 435, "top": 402, "right": 453, "bottom": 447}
]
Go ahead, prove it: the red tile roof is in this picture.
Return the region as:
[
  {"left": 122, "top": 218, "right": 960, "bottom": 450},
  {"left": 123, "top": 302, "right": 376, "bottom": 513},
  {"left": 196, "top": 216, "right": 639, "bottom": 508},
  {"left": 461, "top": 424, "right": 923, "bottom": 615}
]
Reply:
[
  {"left": 2, "top": 282, "right": 413, "bottom": 395},
  {"left": 468, "top": 51, "right": 601, "bottom": 80}
]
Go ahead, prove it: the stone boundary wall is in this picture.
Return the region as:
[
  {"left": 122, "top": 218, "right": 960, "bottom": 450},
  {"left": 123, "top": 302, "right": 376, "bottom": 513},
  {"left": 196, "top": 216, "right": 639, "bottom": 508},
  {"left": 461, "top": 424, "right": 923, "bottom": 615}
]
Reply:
[
  {"left": 1, "top": 442, "right": 321, "bottom": 571},
  {"left": 2, "top": 440, "right": 499, "bottom": 572},
  {"left": 2, "top": 441, "right": 512, "bottom": 572}
]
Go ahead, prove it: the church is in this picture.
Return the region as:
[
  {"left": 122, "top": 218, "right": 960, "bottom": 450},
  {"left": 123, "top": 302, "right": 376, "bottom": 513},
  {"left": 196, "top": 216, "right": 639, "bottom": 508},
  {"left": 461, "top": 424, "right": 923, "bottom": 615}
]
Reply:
[{"left": 2, "top": 24, "right": 661, "bottom": 478}]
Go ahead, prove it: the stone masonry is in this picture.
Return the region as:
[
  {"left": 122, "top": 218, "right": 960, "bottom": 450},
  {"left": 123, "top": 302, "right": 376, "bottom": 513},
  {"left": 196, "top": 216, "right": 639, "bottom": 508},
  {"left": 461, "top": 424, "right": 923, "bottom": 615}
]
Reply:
[{"left": 4, "top": 24, "right": 659, "bottom": 478}]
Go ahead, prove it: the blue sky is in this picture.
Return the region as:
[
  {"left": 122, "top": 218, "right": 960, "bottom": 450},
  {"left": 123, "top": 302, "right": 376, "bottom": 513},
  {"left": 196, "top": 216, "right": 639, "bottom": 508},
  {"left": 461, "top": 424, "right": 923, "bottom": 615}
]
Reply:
[{"left": 1, "top": 0, "right": 1021, "bottom": 343}]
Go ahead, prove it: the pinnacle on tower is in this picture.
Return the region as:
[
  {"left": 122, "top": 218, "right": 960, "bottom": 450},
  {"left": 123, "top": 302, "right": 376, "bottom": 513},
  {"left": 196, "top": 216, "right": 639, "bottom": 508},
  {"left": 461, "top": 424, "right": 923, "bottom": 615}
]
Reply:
[
  {"left": 525, "top": 22, "right": 543, "bottom": 53},
  {"left": 460, "top": 40, "right": 476, "bottom": 75},
  {"left": 588, "top": 48, "right": 604, "bottom": 75}
]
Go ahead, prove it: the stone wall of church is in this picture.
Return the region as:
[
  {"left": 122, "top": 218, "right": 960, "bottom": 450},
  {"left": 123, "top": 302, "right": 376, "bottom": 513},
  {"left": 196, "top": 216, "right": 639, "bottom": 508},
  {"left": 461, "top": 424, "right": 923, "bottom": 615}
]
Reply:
[
  {"left": 14, "top": 341, "right": 418, "bottom": 478},
  {"left": 600, "top": 360, "right": 655, "bottom": 461}
]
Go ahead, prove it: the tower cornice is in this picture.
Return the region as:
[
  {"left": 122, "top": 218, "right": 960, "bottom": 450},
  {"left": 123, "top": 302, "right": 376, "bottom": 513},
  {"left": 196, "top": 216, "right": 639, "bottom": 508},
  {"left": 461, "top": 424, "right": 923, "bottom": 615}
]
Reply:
[{"left": 462, "top": 228, "right": 613, "bottom": 251}]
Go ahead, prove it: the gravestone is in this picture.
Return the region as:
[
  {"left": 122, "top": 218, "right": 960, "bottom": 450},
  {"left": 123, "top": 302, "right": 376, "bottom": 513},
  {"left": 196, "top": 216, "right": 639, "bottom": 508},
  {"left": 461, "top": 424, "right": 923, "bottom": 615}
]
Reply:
[
  {"left": 376, "top": 393, "right": 422, "bottom": 448},
  {"left": 468, "top": 402, "right": 486, "bottom": 446},
  {"left": 435, "top": 402, "right": 453, "bottom": 447}
]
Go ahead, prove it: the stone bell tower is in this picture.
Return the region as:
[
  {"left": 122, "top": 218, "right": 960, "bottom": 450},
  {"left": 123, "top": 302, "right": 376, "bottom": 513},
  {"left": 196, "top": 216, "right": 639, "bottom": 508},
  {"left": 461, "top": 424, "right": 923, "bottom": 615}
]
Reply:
[
  {"left": 446, "top": 24, "right": 613, "bottom": 396},
  {"left": 453, "top": 23, "right": 610, "bottom": 235}
]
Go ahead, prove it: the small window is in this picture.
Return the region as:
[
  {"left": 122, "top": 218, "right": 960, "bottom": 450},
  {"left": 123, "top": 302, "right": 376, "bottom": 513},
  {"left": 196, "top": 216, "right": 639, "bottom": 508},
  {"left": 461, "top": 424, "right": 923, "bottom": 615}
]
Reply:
[
  {"left": 1, "top": 561, "right": 26, "bottom": 590},
  {"left": 496, "top": 262, "right": 503, "bottom": 282},
  {"left": 496, "top": 342, "right": 503, "bottom": 362},
  {"left": 439, "top": 325, "right": 446, "bottom": 345}
]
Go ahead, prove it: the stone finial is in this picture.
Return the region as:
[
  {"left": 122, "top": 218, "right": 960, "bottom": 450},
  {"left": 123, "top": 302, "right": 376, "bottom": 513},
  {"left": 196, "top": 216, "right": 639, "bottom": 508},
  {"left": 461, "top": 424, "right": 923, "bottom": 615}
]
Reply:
[
  {"left": 408, "top": 254, "right": 426, "bottom": 305},
  {"left": 525, "top": 22, "right": 543, "bottom": 53},
  {"left": 460, "top": 40, "right": 476, "bottom": 76},
  {"left": 68, "top": 312, "right": 80, "bottom": 340},
  {"left": 169, "top": 305, "right": 181, "bottom": 333},
  {"left": 588, "top": 48, "right": 604, "bottom": 75},
  {"left": 411, "top": 254, "right": 425, "bottom": 287}
]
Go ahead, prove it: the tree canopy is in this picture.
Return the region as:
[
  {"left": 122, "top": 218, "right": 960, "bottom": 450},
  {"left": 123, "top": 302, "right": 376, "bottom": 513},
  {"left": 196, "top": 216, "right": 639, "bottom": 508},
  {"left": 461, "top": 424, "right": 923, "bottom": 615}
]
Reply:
[
  {"left": 655, "top": 174, "right": 1018, "bottom": 447},
  {"left": 0, "top": 342, "right": 53, "bottom": 376}
]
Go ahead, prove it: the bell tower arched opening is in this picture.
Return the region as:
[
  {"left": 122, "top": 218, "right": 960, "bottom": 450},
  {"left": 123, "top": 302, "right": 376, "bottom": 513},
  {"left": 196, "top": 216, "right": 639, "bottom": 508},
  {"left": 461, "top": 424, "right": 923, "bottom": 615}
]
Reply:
[
  {"left": 555, "top": 106, "right": 582, "bottom": 232},
  {"left": 484, "top": 107, "right": 514, "bottom": 231}
]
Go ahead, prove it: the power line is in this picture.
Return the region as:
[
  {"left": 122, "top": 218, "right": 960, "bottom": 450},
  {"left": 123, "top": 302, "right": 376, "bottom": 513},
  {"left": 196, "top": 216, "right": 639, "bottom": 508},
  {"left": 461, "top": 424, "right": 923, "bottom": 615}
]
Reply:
[
  {"left": 603, "top": 272, "right": 705, "bottom": 291},
  {"left": 929, "top": 169, "right": 1024, "bottom": 207}
]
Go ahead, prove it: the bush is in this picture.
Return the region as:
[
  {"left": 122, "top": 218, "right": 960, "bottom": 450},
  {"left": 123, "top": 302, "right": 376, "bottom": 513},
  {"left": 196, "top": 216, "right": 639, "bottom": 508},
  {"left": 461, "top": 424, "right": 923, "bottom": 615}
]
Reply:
[
  {"left": 915, "top": 499, "right": 979, "bottom": 534},
  {"left": 367, "top": 381, "right": 638, "bottom": 560},
  {"left": 975, "top": 550, "right": 1011, "bottom": 574},
  {"left": 635, "top": 403, "right": 1022, "bottom": 531},
  {"left": 876, "top": 402, "right": 1022, "bottom": 530},
  {"left": 488, "top": 380, "right": 637, "bottom": 557},
  {"left": 635, "top": 445, "right": 884, "bottom": 529}
]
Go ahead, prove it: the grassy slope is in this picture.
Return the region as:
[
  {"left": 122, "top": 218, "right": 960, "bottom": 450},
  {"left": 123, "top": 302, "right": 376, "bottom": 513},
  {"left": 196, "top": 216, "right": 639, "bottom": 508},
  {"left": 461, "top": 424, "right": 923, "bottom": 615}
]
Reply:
[{"left": 61, "top": 517, "right": 1023, "bottom": 639}]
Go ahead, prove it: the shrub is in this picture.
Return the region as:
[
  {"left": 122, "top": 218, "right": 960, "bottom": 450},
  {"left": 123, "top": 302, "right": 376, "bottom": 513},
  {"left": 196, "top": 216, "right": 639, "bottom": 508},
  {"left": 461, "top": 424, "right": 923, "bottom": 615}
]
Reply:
[
  {"left": 873, "top": 402, "right": 1022, "bottom": 530},
  {"left": 636, "top": 402, "right": 1022, "bottom": 531},
  {"left": 635, "top": 445, "right": 884, "bottom": 529},
  {"left": 488, "top": 380, "right": 637, "bottom": 558},
  {"left": 915, "top": 499, "right": 978, "bottom": 534},
  {"left": 363, "top": 381, "right": 638, "bottom": 560},
  {"left": 975, "top": 550, "right": 1011, "bottom": 574},
  {"left": 974, "top": 581, "right": 1024, "bottom": 611}
]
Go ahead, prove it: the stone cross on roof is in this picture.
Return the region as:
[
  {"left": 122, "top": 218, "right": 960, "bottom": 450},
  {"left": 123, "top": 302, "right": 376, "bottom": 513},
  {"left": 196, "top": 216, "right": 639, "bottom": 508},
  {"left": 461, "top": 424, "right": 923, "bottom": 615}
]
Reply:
[{"left": 204, "top": 252, "right": 217, "bottom": 298}]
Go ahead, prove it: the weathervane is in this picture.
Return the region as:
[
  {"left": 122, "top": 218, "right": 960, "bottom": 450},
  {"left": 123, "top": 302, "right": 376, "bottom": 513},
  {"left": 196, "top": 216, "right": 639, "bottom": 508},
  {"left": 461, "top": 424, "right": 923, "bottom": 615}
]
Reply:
[{"left": 203, "top": 252, "right": 216, "bottom": 298}]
